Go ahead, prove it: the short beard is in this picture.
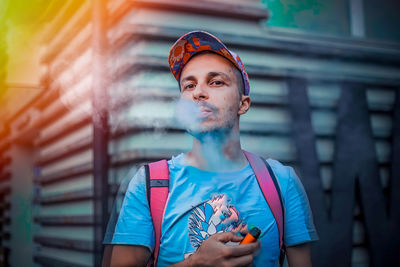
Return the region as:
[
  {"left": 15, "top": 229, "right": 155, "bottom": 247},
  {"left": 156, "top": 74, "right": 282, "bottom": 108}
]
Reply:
[
  {"left": 187, "top": 109, "right": 237, "bottom": 142},
  {"left": 175, "top": 98, "right": 239, "bottom": 140},
  {"left": 188, "top": 128, "right": 231, "bottom": 144}
]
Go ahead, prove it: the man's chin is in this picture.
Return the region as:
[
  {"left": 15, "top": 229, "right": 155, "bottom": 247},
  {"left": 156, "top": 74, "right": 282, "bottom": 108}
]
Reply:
[
  {"left": 186, "top": 125, "right": 232, "bottom": 141},
  {"left": 186, "top": 127, "right": 214, "bottom": 137}
]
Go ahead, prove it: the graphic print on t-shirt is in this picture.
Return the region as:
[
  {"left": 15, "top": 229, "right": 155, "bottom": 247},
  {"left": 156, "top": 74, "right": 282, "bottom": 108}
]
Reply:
[{"left": 186, "top": 193, "right": 247, "bottom": 256}]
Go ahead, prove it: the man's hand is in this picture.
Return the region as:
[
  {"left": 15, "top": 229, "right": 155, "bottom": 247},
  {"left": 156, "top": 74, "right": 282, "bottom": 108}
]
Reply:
[{"left": 172, "top": 232, "right": 260, "bottom": 267}]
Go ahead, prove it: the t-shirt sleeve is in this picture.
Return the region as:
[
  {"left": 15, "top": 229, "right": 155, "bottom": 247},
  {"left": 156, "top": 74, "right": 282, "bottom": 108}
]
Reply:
[
  {"left": 110, "top": 166, "right": 155, "bottom": 251},
  {"left": 283, "top": 166, "right": 319, "bottom": 246}
]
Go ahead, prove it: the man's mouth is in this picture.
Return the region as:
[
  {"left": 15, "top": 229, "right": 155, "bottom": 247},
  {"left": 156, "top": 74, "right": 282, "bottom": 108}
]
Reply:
[{"left": 198, "top": 107, "right": 213, "bottom": 117}]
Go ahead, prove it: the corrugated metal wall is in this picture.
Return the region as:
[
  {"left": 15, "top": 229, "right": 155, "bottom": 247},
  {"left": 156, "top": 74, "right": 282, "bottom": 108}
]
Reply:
[
  {"left": 0, "top": 141, "right": 11, "bottom": 266},
  {"left": 33, "top": 1, "right": 94, "bottom": 265},
  {"left": 0, "top": 0, "right": 399, "bottom": 266},
  {"left": 0, "top": 20, "right": 11, "bottom": 266}
]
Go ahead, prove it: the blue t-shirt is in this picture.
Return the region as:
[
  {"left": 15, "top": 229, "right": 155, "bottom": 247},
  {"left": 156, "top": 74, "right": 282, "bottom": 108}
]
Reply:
[{"left": 110, "top": 154, "right": 318, "bottom": 266}]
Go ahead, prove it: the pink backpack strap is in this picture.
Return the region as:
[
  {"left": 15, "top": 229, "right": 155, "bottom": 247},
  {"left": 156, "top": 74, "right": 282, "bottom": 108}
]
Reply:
[
  {"left": 243, "top": 150, "right": 286, "bottom": 265},
  {"left": 145, "top": 160, "right": 169, "bottom": 267}
]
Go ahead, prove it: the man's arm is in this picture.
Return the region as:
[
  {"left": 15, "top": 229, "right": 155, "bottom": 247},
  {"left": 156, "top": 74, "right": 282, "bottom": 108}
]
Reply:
[
  {"left": 286, "top": 243, "right": 312, "bottom": 267},
  {"left": 106, "top": 245, "right": 151, "bottom": 267},
  {"left": 105, "top": 232, "right": 258, "bottom": 267},
  {"left": 169, "top": 232, "right": 260, "bottom": 267},
  {"left": 105, "top": 232, "right": 259, "bottom": 267},
  {"left": 103, "top": 167, "right": 154, "bottom": 267}
]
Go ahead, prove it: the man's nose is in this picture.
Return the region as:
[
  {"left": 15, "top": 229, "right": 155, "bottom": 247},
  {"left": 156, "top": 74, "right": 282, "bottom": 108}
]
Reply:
[{"left": 193, "top": 83, "right": 208, "bottom": 100}]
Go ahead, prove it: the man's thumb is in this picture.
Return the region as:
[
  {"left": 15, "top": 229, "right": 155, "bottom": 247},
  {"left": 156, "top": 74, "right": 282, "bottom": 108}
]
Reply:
[{"left": 214, "top": 232, "right": 243, "bottom": 243}]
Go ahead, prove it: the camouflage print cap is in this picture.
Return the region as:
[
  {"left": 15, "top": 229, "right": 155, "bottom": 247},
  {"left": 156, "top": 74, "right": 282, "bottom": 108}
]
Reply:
[{"left": 168, "top": 30, "right": 250, "bottom": 96}]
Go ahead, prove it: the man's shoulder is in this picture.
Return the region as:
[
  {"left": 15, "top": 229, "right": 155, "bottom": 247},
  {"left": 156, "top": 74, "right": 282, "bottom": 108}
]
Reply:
[
  {"left": 265, "top": 158, "right": 297, "bottom": 192},
  {"left": 265, "top": 158, "right": 292, "bottom": 177},
  {"left": 128, "top": 154, "right": 184, "bottom": 179},
  {"left": 166, "top": 153, "right": 185, "bottom": 170}
]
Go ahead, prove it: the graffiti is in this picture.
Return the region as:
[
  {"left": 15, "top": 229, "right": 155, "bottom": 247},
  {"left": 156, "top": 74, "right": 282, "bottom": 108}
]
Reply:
[{"left": 288, "top": 78, "right": 400, "bottom": 266}]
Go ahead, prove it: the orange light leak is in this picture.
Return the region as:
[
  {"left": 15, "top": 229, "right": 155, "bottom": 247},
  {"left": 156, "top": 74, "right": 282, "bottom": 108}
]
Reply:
[{"left": 0, "top": 0, "right": 92, "bottom": 122}]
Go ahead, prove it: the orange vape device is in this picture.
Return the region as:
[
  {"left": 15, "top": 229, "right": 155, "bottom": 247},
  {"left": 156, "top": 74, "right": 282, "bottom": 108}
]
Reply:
[{"left": 240, "top": 226, "right": 261, "bottom": 244}]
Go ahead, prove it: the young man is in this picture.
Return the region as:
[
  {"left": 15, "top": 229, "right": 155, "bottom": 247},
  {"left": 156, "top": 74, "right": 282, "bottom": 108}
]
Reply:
[{"left": 105, "top": 31, "right": 318, "bottom": 267}]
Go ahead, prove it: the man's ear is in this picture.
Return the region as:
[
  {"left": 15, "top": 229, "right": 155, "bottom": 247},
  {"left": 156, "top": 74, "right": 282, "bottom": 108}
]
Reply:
[{"left": 238, "top": 95, "right": 251, "bottom": 115}]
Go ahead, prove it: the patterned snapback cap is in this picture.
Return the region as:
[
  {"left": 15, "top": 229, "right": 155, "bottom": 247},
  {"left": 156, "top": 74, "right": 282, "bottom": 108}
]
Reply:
[{"left": 168, "top": 30, "right": 250, "bottom": 96}]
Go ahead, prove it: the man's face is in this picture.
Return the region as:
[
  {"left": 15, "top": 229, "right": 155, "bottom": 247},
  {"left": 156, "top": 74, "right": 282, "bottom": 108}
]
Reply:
[{"left": 179, "top": 53, "right": 242, "bottom": 133}]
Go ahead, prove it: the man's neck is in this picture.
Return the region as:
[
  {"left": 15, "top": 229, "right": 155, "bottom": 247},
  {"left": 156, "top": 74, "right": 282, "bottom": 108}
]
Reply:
[{"left": 184, "top": 128, "right": 248, "bottom": 172}]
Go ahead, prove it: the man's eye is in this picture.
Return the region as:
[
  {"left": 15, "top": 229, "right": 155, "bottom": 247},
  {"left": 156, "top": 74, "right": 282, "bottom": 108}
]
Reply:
[
  {"left": 183, "top": 84, "right": 195, "bottom": 90},
  {"left": 211, "top": 80, "right": 224, "bottom": 86}
]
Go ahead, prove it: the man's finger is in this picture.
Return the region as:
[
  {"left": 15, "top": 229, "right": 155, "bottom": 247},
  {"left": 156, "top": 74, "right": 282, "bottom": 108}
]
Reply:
[
  {"left": 213, "top": 232, "right": 243, "bottom": 243},
  {"left": 228, "top": 241, "right": 260, "bottom": 257},
  {"left": 229, "top": 254, "right": 254, "bottom": 267}
]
